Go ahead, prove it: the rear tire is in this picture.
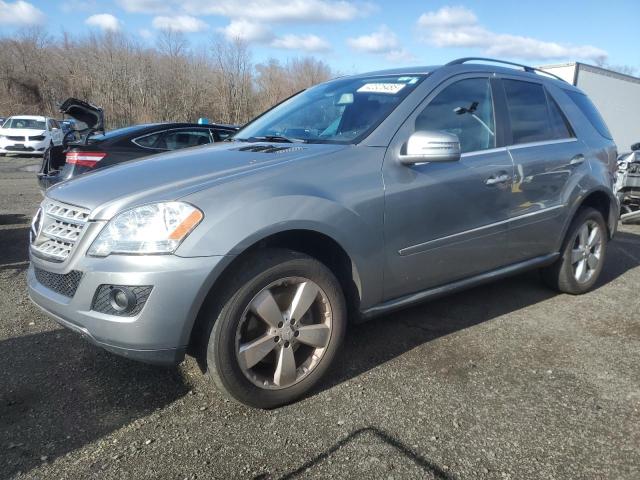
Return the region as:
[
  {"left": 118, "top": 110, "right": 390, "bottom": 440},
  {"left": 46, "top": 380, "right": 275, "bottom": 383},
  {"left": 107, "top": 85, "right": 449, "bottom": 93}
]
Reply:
[
  {"left": 203, "top": 248, "right": 346, "bottom": 409},
  {"left": 541, "top": 207, "right": 608, "bottom": 294}
]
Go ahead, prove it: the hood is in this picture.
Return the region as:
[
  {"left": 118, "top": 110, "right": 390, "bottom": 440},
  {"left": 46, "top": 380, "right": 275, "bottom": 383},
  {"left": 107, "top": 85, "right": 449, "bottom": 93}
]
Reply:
[
  {"left": 0, "top": 128, "right": 47, "bottom": 137},
  {"left": 46, "top": 142, "right": 348, "bottom": 219},
  {"left": 59, "top": 97, "right": 104, "bottom": 131}
]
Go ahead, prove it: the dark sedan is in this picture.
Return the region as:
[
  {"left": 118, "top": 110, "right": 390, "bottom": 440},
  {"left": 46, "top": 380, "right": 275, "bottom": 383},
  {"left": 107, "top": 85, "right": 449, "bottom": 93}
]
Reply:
[
  {"left": 39, "top": 122, "right": 238, "bottom": 190},
  {"left": 38, "top": 99, "right": 238, "bottom": 190}
]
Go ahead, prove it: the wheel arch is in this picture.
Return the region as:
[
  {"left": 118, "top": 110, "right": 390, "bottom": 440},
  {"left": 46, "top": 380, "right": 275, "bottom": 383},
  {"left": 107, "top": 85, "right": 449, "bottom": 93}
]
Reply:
[
  {"left": 557, "top": 188, "right": 618, "bottom": 251},
  {"left": 187, "top": 228, "right": 363, "bottom": 361}
]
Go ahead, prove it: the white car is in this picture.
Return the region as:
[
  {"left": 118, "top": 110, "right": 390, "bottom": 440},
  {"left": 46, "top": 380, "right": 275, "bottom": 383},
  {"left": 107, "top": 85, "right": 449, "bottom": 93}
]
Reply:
[{"left": 0, "top": 116, "right": 64, "bottom": 156}]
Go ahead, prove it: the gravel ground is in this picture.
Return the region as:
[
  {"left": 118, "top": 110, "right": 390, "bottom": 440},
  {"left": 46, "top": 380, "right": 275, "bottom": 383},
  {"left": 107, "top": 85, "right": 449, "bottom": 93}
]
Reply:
[{"left": 1, "top": 155, "right": 639, "bottom": 480}]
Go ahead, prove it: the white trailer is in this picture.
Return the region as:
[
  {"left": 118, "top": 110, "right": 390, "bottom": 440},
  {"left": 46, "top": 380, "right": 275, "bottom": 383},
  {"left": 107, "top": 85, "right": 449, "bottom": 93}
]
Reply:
[{"left": 539, "top": 62, "right": 640, "bottom": 153}]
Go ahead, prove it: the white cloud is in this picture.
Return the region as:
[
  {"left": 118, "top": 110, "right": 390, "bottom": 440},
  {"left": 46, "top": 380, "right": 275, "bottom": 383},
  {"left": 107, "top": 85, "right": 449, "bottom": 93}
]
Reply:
[
  {"left": 347, "top": 25, "right": 399, "bottom": 54},
  {"left": 116, "top": 0, "right": 169, "bottom": 14},
  {"left": 116, "top": 0, "right": 370, "bottom": 22},
  {"left": 218, "top": 19, "right": 274, "bottom": 43},
  {"left": 152, "top": 15, "right": 208, "bottom": 33},
  {"left": 346, "top": 25, "right": 413, "bottom": 62},
  {"left": 417, "top": 6, "right": 607, "bottom": 62},
  {"left": 271, "top": 34, "right": 331, "bottom": 52},
  {"left": 184, "top": 0, "right": 367, "bottom": 23},
  {"left": 417, "top": 6, "right": 477, "bottom": 29},
  {"left": 85, "top": 13, "right": 121, "bottom": 32},
  {"left": 219, "top": 21, "right": 331, "bottom": 53},
  {"left": 0, "top": 0, "right": 45, "bottom": 25}
]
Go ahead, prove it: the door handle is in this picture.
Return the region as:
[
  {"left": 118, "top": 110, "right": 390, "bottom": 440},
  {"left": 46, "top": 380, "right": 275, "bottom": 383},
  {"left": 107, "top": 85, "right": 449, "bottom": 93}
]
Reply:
[
  {"left": 569, "top": 154, "right": 585, "bottom": 166},
  {"left": 485, "top": 174, "right": 511, "bottom": 185}
]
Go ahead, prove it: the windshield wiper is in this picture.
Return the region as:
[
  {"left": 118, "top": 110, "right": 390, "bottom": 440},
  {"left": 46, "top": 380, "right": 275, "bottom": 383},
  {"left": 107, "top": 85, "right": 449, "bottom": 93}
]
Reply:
[{"left": 243, "top": 135, "right": 308, "bottom": 143}]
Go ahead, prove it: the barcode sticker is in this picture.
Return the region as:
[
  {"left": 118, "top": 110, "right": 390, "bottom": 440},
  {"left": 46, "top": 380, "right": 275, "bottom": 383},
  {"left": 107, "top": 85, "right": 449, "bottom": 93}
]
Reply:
[{"left": 357, "top": 83, "right": 406, "bottom": 94}]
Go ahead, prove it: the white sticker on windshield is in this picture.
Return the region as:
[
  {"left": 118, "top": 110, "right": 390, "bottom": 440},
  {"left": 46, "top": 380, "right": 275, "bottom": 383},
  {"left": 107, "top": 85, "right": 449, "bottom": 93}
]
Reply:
[{"left": 357, "top": 83, "right": 406, "bottom": 95}]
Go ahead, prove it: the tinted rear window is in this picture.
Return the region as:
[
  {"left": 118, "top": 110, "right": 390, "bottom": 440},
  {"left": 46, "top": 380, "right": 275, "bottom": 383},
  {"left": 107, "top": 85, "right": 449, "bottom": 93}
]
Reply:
[
  {"left": 89, "top": 125, "right": 157, "bottom": 142},
  {"left": 564, "top": 90, "right": 612, "bottom": 140},
  {"left": 503, "top": 80, "right": 551, "bottom": 144}
]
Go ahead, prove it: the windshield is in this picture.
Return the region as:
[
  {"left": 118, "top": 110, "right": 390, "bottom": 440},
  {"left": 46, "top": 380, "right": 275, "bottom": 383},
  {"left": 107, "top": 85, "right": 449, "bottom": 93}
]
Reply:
[
  {"left": 236, "top": 74, "right": 426, "bottom": 144},
  {"left": 3, "top": 118, "right": 46, "bottom": 130}
]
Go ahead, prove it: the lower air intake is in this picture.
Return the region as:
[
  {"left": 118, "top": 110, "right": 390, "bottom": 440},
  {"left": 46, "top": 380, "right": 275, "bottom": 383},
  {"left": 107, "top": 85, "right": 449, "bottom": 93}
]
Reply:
[{"left": 34, "top": 267, "right": 83, "bottom": 298}]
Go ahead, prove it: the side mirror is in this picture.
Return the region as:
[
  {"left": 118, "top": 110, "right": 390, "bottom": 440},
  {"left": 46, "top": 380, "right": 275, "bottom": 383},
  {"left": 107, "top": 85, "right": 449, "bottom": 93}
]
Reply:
[
  {"left": 398, "top": 130, "right": 461, "bottom": 165},
  {"left": 631, "top": 142, "right": 640, "bottom": 151}
]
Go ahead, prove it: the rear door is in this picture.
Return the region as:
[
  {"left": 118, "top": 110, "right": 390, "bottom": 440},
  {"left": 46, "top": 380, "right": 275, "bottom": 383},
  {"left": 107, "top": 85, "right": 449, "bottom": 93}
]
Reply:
[
  {"left": 497, "top": 76, "right": 587, "bottom": 261},
  {"left": 382, "top": 74, "right": 514, "bottom": 300}
]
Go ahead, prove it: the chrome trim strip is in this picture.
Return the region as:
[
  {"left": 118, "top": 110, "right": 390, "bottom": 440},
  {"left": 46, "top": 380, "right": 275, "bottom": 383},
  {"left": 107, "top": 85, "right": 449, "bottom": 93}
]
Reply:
[
  {"left": 398, "top": 204, "right": 566, "bottom": 256},
  {"left": 507, "top": 138, "right": 577, "bottom": 150},
  {"left": 461, "top": 146, "right": 508, "bottom": 158}
]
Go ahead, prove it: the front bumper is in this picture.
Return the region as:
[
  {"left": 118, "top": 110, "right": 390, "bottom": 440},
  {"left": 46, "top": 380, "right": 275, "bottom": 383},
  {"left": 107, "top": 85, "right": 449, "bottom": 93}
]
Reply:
[
  {"left": 28, "top": 252, "right": 226, "bottom": 365},
  {"left": 0, "top": 139, "right": 48, "bottom": 154}
]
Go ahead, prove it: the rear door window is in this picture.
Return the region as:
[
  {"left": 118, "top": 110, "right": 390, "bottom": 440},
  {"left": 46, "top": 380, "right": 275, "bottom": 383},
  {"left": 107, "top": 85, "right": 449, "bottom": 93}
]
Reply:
[
  {"left": 161, "top": 129, "right": 212, "bottom": 150},
  {"left": 503, "top": 80, "right": 553, "bottom": 144},
  {"left": 564, "top": 90, "right": 612, "bottom": 139}
]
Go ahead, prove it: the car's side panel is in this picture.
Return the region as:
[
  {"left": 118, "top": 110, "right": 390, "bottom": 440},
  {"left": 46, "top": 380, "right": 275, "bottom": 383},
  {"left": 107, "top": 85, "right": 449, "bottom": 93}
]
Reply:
[{"left": 179, "top": 147, "right": 387, "bottom": 310}]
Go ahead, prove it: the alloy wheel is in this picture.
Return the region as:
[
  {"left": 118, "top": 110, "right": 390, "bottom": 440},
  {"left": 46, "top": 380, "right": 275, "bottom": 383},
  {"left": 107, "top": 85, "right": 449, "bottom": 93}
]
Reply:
[
  {"left": 235, "top": 277, "right": 333, "bottom": 389},
  {"left": 571, "top": 219, "right": 603, "bottom": 284}
]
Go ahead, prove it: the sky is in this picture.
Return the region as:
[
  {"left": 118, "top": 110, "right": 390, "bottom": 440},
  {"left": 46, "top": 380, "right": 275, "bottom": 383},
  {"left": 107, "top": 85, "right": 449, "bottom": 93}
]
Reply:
[{"left": 0, "top": 0, "right": 638, "bottom": 74}]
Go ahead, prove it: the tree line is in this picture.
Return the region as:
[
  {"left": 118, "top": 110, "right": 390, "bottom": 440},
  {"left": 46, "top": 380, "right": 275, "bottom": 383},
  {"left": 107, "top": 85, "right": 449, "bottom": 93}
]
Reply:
[{"left": 0, "top": 28, "right": 334, "bottom": 129}]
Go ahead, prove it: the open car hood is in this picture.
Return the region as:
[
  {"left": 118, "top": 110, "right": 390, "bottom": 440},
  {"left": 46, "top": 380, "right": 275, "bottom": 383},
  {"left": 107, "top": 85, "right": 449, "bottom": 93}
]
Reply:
[{"left": 59, "top": 98, "right": 104, "bottom": 131}]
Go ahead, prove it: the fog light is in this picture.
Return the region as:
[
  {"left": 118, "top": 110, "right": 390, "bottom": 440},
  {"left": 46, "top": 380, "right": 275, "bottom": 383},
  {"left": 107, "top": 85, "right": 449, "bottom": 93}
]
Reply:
[
  {"left": 109, "top": 287, "right": 136, "bottom": 313},
  {"left": 92, "top": 284, "right": 153, "bottom": 316}
]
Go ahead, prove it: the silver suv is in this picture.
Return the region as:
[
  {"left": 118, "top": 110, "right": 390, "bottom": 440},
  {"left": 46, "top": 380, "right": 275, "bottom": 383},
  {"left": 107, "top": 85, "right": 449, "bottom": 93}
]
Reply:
[{"left": 28, "top": 58, "right": 618, "bottom": 408}]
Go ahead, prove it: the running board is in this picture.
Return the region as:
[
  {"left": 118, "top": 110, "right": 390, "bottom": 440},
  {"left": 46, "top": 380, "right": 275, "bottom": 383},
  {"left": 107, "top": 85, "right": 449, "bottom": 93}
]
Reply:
[{"left": 361, "top": 253, "right": 560, "bottom": 319}]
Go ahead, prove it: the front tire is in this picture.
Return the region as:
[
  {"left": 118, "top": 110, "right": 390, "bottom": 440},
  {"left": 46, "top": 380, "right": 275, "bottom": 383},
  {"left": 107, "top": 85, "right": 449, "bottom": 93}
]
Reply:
[
  {"left": 204, "top": 248, "right": 346, "bottom": 408},
  {"left": 541, "top": 207, "right": 608, "bottom": 294}
]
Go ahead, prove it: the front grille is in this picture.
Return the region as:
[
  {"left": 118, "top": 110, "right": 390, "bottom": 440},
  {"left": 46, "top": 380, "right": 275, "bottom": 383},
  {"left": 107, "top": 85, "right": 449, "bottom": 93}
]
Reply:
[
  {"left": 31, "top": 200, "right": 91, "bottom": 262},
  {"left": 91, "top": 285, "right": 153, "bottom": 316},
  {"left": 7, "top": 135, "right": 25, "bottom": 141},
  {"left": 34, "top": 267, "right": 83, "bottom": 297}
]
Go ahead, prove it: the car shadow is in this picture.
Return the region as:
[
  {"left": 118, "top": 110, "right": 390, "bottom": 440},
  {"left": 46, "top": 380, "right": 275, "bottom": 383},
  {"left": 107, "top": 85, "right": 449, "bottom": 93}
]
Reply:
[
  {"left": 0, "top": 225, "right": 30, "bottom": 272},
  {"left": 0, "top": 330, "right": 190, "bottom": 478},
  {"left": 0, "top": 214, "right": 30, "bottom": 225},
  {"left": 274, "top": 426, "right": 456, "bottom": 480},
  {"left": 314, "top": 228, "right": 640, "bottom": 397}
]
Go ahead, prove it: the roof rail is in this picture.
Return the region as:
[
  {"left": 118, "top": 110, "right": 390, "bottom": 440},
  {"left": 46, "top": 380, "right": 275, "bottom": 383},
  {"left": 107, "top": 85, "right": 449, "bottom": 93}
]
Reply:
[{"left": 445, "top": 57, "right": 568, "bottom": 83}]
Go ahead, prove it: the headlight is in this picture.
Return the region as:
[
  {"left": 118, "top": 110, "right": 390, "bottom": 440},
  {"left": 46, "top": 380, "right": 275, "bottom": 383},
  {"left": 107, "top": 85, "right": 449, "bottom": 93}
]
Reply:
[{"left": 88, "top": 202, "right": 203, "bottom": 256}]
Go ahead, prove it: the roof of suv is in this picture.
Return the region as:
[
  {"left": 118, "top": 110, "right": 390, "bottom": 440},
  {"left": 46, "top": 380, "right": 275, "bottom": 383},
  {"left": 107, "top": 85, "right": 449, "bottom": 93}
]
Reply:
[{"left": 358, "top": 57, "right": 582, "bottom": 92}]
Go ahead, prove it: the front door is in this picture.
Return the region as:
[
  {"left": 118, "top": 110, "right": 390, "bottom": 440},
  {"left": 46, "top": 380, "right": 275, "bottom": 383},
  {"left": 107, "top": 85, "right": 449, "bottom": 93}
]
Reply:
[{"left": 382, "top": 75, "right": 514, "bottom": 300}]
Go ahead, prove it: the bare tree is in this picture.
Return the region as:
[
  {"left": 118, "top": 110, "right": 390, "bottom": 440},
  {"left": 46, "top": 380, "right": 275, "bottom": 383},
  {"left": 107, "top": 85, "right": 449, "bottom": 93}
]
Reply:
[{"left": 0, "top": 29, "right": 335, "bottom": 128}]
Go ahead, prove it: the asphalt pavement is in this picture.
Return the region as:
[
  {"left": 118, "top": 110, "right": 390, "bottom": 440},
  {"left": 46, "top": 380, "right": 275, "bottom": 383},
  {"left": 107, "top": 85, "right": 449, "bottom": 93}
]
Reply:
[{"left": 1, "top": 155, "right": 639, "bottom": 479}]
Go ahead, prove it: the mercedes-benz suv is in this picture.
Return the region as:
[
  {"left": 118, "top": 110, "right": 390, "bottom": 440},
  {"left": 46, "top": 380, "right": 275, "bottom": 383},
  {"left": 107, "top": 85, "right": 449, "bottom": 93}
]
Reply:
[{"left": 28, "top": 58, "right": 619, "bottom": 408}]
